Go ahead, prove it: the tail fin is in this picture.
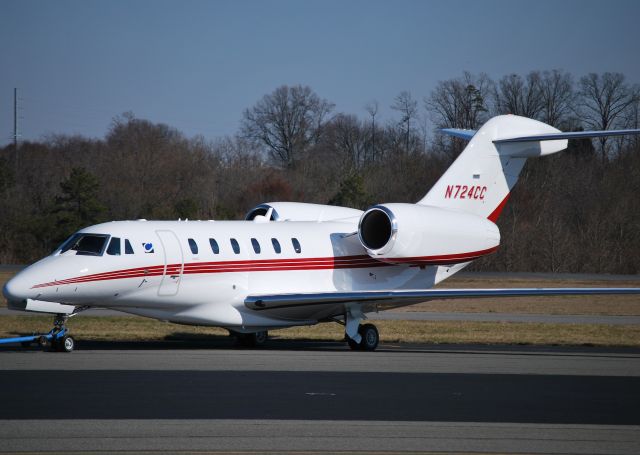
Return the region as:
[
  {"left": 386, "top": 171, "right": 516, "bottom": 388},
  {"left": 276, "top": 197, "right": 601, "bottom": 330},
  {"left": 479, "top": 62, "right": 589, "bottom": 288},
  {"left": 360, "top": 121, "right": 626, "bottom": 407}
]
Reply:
[{"left": 419, "top": 115, "right": 640, "bottom": 221}]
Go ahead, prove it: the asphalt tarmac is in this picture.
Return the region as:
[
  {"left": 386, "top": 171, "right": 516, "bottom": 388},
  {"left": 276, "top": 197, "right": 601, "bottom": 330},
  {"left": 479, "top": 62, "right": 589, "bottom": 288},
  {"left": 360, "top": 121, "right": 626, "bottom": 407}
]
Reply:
[{"left": 1, "top": 342, "right": 640, "bottom": 454}]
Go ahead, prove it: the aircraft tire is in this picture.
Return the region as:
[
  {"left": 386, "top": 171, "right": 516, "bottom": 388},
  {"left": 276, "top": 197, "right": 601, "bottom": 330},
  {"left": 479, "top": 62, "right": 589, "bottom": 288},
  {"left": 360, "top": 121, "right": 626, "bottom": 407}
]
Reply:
[
  {"left": 234, "top": 331, "right": 268, "bottom": 348},
  {"left": 253, "top": 330, "right": 268, "bottom": 347},
  {"left": 358, "top": 324, "right": 379, "bottom": 351}
]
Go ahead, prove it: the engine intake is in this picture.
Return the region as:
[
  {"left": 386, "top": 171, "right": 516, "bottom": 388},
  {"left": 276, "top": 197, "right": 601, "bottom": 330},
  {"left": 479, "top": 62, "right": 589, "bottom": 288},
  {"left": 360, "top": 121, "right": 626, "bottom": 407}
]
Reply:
[
  {"left": 358, "top": 206, "right": 396, "bottom": 252},
  {"left": 357, "top": 203, "right": 500, "bottom": 265}
]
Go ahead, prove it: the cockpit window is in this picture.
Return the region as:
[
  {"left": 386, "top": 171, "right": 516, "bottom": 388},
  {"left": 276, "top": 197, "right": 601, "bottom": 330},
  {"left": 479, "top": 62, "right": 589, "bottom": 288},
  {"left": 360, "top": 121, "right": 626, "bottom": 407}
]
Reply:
[
  {"left": 106, "top": 237, "right": 121, "bottom": 255},
  {"left": 124, "top": 239, "right": 134, "bottom": 254},
  {"left": 59, "top": 234, "right": 109, "bottom": 256}
]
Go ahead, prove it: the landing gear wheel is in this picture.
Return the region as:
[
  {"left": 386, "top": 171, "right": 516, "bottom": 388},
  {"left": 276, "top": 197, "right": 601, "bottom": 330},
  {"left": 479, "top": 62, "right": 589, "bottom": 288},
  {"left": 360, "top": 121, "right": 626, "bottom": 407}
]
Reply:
[
  {"left": 60, "top": 335, "right": 75, "bottom": 353},
  {"left": 358, "top": 324, "right": 379, "bottom": 351},
  {"left": 253, "top": 330, "right": 268, "bottom": 347},
  {"left": 234, "top": 331, "right": 268, "bottom": 348}
]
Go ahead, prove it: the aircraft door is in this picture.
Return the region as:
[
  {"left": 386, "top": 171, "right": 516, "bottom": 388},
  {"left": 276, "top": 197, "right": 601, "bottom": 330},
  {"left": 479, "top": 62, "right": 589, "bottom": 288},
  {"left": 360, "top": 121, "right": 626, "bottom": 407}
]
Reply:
[{"left": 156, "top": 230, "right": 184, "bottom": 296}]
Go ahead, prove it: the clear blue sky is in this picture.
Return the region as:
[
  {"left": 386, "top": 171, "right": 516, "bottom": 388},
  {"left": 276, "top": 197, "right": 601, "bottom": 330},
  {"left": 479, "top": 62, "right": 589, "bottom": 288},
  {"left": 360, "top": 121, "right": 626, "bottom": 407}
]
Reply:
[{"left": 1, "top": 0, "right": 639, "bottom": 145}]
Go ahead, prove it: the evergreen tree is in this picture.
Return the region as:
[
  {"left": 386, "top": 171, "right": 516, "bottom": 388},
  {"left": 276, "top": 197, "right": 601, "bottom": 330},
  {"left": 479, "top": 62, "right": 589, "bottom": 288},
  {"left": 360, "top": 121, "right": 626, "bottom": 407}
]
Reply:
[
  {"left": 53, "top": 167, "right": 106, "bottom": 239},
  {"left": 329, "top": 173, "right": 370, "bottom": 209}
]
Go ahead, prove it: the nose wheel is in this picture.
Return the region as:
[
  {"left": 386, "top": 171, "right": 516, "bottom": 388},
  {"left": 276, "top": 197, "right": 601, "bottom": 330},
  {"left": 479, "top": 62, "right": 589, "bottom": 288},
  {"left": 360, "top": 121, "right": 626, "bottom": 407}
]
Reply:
[
  {"left": 51, "top": 334, "right": 76, "bottom": 353},
  {"left": 48, "top": 314, "right": 76, "bottom": 352}
]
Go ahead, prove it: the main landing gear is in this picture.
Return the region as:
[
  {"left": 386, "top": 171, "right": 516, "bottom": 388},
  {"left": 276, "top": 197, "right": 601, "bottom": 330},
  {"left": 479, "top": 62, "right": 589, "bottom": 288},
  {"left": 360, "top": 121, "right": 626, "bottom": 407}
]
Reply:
[
  {"left": 343, "top": 307, "right": 379, "bottom": 351},
  {"left": 233, "top": 330, "right": 269, "bottom": 348},
  {"left": 347, "top": 323, "right": 379, "bottom": 351}
]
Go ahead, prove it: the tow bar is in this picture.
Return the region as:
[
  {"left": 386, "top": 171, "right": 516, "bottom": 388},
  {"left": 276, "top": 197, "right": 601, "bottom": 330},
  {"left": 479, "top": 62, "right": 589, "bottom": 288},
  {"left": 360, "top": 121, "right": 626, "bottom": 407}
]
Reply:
[{"left": 0, "top": 313, "right": 75, "bottom": 352}]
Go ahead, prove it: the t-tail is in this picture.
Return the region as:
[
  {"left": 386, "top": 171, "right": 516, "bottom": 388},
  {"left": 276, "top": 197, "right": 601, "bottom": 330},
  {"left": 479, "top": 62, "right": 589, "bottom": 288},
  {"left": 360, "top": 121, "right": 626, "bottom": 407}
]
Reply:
[{"left": 418, "top": 114, "right": 640, "bottom": 221}]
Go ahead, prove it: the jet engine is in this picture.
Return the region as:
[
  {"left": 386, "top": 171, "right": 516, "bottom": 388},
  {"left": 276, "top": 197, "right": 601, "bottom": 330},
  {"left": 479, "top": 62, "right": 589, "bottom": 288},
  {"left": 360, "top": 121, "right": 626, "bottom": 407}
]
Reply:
[
  {"left": 245, "top": 202, "right": 362, "bottom": 222},
  {"left": 357, "top": 203, "right": 500, "bottom": 265}
]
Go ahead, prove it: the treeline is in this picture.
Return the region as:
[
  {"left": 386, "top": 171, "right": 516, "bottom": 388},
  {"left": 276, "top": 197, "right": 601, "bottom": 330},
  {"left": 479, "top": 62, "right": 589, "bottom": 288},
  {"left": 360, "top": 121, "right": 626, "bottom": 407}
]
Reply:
[{"left": 0, "top": 70, "right": 639, "bottom": 274}]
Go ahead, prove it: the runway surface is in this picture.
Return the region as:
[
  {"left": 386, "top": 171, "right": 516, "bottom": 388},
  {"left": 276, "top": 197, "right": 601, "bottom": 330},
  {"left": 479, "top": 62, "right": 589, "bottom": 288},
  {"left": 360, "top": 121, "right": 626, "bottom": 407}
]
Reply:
[{"left": 1, "top": 341, "right": 640, "bottom": 454}]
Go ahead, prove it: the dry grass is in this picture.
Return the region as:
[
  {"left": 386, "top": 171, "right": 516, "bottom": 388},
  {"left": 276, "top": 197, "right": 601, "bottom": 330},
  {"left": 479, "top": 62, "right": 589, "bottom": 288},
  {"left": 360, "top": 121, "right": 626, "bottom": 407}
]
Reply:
[{"left": 1, "top": 315, "right": 639, "bottom": 347}]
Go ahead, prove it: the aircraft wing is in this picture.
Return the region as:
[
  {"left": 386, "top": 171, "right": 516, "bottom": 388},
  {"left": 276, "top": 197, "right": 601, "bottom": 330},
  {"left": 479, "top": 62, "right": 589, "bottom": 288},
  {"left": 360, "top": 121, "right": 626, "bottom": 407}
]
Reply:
[{"left": 245, "top": 288, "right": 640, "bottom": 320}]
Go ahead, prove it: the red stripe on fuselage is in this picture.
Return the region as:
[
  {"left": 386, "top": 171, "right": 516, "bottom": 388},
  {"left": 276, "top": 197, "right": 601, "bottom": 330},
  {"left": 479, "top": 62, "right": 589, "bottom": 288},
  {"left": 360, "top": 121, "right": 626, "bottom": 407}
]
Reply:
[
  {"left": 31, "top": 255, "right": 380, "bottom": 288},
  {"left": 30, "top": 249, "right": 496, "bottom": 289},
  {"left": 374, "top": 246, "right": 499, "bottom": 265}
]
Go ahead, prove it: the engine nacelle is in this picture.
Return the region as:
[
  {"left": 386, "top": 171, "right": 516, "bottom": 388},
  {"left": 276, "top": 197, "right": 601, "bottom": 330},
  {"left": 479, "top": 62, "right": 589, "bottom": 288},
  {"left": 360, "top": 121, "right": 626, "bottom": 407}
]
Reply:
[
  {"left": 358, "top": 203, "right": 500, "bottom": 265},
  {"left": 246, "top": 202, "right": 362, "bottom": 222}
]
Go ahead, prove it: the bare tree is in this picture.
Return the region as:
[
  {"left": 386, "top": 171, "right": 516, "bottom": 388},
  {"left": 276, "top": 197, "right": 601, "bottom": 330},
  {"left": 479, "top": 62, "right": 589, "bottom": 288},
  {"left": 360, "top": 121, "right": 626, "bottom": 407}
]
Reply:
[
  {"left": 539, "top": 69, "right": 575, "bottom": 127},
  {"left": 365, "top": 100, "right": 378, "bottom": 162},
  {"left": 425, "top": 72, "right": 492, "bottom": 158},
  {"left": 241, "top": 85, "right": 334, "bottom": 168},
  {"left": 391, "top": 91, "right": 418, "bottom": 153},
  {"left": 620, "top": 84, "right": 640, "bottom": 151},
  {"left": 577, "top": 72, "right": 636, "bottom": 162},
  {"left": 425, "top": 72, "right": 492, "bottom": 130},
  {"left": 319, "top": 114, "right": 368, "bottom": 172},
  {"left": 493, "top": 71, "right": 543, "bottom": 119}
]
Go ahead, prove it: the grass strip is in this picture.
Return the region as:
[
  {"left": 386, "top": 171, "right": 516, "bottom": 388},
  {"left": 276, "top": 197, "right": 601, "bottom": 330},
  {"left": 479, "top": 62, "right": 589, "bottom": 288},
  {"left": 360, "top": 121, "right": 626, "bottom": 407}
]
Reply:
[{"left": 0, "top": 315, "right": 639, "bottom": 347}]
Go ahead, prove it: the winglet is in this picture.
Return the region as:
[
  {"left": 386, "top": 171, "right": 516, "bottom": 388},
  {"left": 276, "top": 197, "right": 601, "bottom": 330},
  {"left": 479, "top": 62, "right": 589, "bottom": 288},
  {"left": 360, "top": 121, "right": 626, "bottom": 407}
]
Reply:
[{"left": 441, "top": 128, "right": 476, "bottom": 141}]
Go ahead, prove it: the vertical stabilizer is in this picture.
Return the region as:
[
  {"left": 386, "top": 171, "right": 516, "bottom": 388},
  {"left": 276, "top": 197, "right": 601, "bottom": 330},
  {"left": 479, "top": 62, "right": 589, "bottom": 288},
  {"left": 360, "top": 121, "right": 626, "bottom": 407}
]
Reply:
[{"left": 418, "top": 115, "right": 566, "bottom": 221}]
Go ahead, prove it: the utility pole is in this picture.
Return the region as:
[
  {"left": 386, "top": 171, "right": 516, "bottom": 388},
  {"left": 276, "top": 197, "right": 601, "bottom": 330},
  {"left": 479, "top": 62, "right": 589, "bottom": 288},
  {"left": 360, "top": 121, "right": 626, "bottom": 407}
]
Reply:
[{"left": 13, "top": 88, "right": 19, "bottom": 148}]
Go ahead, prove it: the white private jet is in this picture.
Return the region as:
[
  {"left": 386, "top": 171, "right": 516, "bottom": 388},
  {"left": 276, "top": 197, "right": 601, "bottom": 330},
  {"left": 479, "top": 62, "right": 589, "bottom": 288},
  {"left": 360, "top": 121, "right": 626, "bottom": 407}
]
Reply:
[{"left": 3, "top": 115, "right": 640, "bottom": 352}]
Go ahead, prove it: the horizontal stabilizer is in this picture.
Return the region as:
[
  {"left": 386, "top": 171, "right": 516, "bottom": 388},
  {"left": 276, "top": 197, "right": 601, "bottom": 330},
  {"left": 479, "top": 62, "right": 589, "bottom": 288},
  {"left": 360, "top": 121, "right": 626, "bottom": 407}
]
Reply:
[
  {"left": 495, "top": 129, "right": 640, "bottom": 144},
  {"left": 441, "top": 128, "right": 476, "bottom": 141}
]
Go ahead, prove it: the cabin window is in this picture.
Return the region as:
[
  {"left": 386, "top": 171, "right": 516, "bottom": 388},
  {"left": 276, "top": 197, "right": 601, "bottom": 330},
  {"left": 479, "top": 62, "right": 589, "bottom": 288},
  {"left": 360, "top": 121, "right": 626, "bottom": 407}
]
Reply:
[
  {"left": 251, "top": 238, "right": 261, "bottom": 254},
  {"left": 124, "top": 239, "right": 134, "bottom": 254},
  {"left": 291, "top": 238, "right": 301, "bottom": 253},
  {"left": 271, "top": 238, "right": 281, "bottom": 254},
  {"left": 188, "top": 238, "right": 198, "bottom": 255},
  {"left": 106, "top": 237, "right": 121, "bottom": 255},
  {"left": 60, "top": 234, "right": 109, "bottom": 256},
  {"left": 209, "top": 238, "right": 219, "bottom": 254},
  {"left": 230, "top": 238, "right": 240, "bottom": 254}
]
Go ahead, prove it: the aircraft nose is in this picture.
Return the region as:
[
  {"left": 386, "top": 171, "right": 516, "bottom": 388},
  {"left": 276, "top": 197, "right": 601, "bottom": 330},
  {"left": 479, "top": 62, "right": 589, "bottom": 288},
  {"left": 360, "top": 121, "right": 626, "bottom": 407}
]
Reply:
[{"left": 2, "top": 273, "right": 30, "bottom": 305}]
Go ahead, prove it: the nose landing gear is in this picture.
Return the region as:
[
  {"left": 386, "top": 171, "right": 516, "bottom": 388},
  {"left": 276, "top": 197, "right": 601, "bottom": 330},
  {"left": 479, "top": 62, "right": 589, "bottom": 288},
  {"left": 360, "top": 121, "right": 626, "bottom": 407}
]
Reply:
[
  {"left": 48, "top": 314, "right": 75, "bottom": 353},
  {"left": 0, "top": 312, "right": 77, "bottom": 352}
]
